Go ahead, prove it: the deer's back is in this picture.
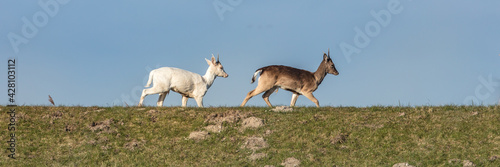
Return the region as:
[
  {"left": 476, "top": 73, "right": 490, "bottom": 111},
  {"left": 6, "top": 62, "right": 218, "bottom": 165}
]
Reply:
[{"left": 259, "top": 65, "right": 316, "bottom": 92}]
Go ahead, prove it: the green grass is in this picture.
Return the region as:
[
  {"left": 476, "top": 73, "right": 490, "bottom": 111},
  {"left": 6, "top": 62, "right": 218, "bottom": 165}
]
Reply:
[{"left": 1, "top": 106, "right": 499, "bottom": 166}]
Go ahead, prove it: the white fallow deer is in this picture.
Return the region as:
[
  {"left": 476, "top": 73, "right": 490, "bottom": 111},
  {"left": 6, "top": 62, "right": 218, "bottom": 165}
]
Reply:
[
  {"left": 240, "top": 49, "right": 339, "bottom": 107},
  {"left": 138, "top": 55, "right": 228, "bottom": 107}
]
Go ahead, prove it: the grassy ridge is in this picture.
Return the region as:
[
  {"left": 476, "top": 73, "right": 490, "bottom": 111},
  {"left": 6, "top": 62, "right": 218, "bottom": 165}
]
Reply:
[{"left": 1, "top": 106, "right": 499, "bottom": 166}]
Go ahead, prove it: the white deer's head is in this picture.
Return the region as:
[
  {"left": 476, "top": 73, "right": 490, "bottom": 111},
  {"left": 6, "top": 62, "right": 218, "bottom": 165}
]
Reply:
[{"left": 205, "top": 54, "right": 228, "bottom": 78}]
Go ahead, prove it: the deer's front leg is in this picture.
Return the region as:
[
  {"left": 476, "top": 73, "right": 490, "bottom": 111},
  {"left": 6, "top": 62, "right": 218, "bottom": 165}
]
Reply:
[{"left": 194, "top": 96, "right": 204, "bottom": 107}]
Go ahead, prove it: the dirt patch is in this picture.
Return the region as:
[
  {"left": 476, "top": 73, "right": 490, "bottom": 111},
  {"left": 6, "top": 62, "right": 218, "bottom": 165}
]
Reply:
[
  {"left": 150, "top": 115, "right": 158, "bottom": 123},
  {"left": 248, "top": 153, "right": 267, "bottom": 161},
  {"left": 462, "top": 160, "right": 475, "bottom": 167},
  {"left": 147, "top": 109, "right": 158, "bottom": 114},
  {"left": 364, "top": 124, "right": 384, "bottom": 129},
  {"left": 188, "top": 131, "right": 210, "bottom": 141},
  {"left": 205, "top": 124, "right": 223, "bottom": 133},
  {"left": 43, "top": 111, "right": 63, "bottom": 119},
  {"left": 313, "top": 114, "right": 327, "bottom": 121},
  {"left": 281, "top": 157, "right": 300, "bottom": 167},
  {"left": 65, "top": 124, "right": 76, "bottom": 132},
  {"left": 205, "top": 110, "right": 247, "bottom": 124},
  {"left": 265, "top": 130, "right": 273, "bottom": 136},
  {"left": 124, "top": 139, "right": 145, "bottom": 150},
  {"left": 331, "top": 133, "right": 349, "bottom": 144},
  {"left": 392, "top": 163, "right": 415, "bottom": 167},
  {"left": 88, "top": 119, "right": 115, "bottom": 133},
  {"left": 490, "top": 155, "right": 499, "bottom": 161},
  {"left": 448, "top": 159, "right": 461, "bottom": 164},
  {"left": 271, "top": 106, "right": 293, "bottom": 112},
  {"left": 88, "top": 136, "right": 109, "bottom": 146},
  {"left": 241, "top": 136, "right": 268, "bottom": 151},
  {"left": 241, "top": 117, "right": 264, "bottom": 129},
  {"left": 98, "top": 136, "right": 109, "bottom": 144},
  {"left": 16, "top": 112, "right": 30, "bottom": 121},
  {"left": 448, "top": 159, "right": 475, "bottom": 167}
]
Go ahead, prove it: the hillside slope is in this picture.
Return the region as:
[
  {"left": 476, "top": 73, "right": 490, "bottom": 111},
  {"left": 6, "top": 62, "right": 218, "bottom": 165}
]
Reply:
[{"left": 1, "top": 106, "right": 499, "bottom": 166}]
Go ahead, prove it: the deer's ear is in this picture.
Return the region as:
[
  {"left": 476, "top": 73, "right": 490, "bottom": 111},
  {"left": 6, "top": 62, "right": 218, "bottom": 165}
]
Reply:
[
  {"left": 205, "top": 58, "right": 212, "bottom": 65},
  {"left": 211, "top": 54, "right": 217, "bottom": 64},
  {"left": 323, "top": 53, "right": 329, "bottom": 61}
]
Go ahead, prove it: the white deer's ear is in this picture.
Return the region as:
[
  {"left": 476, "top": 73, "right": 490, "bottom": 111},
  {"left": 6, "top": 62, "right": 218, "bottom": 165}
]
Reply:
[
  {"left": 205, "top": 58, "right": 213, "bottom": 65},
  {"left": 211, "top": 55, "right": 216, "bottom": 64}
]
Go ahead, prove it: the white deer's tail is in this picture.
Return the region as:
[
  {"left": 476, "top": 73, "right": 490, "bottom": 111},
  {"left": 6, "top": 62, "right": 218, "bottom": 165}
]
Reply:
[
  {"left": 145, "top": 70, "right": 154, "bottom": 87},
  {"left": 251, "top": 69, "right": 262, "bottom": 84}
]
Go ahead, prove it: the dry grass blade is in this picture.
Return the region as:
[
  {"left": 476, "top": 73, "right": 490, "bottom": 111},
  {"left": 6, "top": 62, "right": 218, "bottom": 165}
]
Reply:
[{"left": 48, "top": 95, "right": 55, "bottom": 106}]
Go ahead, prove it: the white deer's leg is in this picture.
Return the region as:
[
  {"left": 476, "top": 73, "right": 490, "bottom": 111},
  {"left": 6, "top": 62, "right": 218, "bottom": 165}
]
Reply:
[
  {"left": 290, "top": 93, "right": 299, "bottom": 107},
  {"left": 181, "top": 96, "right": 188, "bottom": 107},
  {"left": 139, "top": 89, "right": 150, "bottom": 107},
  {"left": 194, "top": 96, "right": 204, "bottom": 107},
  {"left": 139, "top": 86, "right": 167, "bottom": 107},
  {"left": 157, "top": 92, "right": 167, "bottom": 107},
  {"left": 262, "top": 86, "right": 278, "bottom": 107},
  {"left": 302, "top": 92, "right": 320, "bottom": 107},
  {"left": 139, "top": 90, "right": 146, "bottom": 107}
]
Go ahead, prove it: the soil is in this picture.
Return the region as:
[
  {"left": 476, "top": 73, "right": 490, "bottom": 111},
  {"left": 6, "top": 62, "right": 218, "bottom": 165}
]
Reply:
[
  {"left": 462, "top": 160, "right": 476, "bottom": 167},
  {"left": 490, "top": 155, "right": 499, "bottom": 161},
  {"left": 392, "top": 163, "right": 415, "bottom": 167},
  {"left": 65, "top": 124, "right": 76, "bottom": 132},
  {"left": 188, "top": 131, "right": 210, "bottom": 141},
  {"left": 241, "top": 117, "right": 264, "bottom": 129},
  {"left": 43, "top": 111, "right": 63, "bottom": 119},
  {"left": 241, "top": 137, "right": 268, "bottom": 151},
  {"left": 147, "top": 109, "right": 158, "bottom": 114},
  {"left": 248, "top": 153, "right": 267, "bottom": 161},
  {"left": 331, "top": 133, "right": 349, "bottom": 144},
  {"left": 448, "top": 159, "right": 476, "bottom": 167},
  {"left": 204, "top": 124, "right": 223, "bottom": 133},
  {"left": 281, "top": 157, "right": 300, "bottom": 167},
  {"left": 205, "top": 110, "right": 248, "bottom": 124},
  {"left": 88, "top": 119, "right": 115, "bottom": 133},
  {"left": 271, "top": 106, "right": 293, "bottom": 112},
  {"left": 124, "top": 139, "right": 144, "bottom": 150}
]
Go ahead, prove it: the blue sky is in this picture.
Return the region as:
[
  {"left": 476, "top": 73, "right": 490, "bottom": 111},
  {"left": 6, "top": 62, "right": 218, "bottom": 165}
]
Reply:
[{"left": 1, "top": 0, "right": 499, "bottom": 107}]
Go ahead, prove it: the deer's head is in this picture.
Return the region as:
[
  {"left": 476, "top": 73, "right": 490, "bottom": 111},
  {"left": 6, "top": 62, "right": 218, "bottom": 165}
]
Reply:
[
  {"left": 322, "top": 49, "right": 339, "bottom": 76},
  {"left": 206, "top": 54, "right": 229, "bottom": 78}
]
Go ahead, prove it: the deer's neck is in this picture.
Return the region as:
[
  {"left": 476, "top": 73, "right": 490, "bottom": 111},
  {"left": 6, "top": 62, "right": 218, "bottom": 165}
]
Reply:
[
  {"left": 313, "top": 63, "right": 328, "bottom": 86},
  {"left": 203, "top": 67, "right": 217, "bottom": 88}
]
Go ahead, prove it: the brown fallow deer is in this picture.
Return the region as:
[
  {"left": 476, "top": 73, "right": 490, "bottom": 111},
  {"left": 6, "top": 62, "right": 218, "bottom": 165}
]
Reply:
[{"left": 240, "top": 49, "right": 339, "bottom": 107}]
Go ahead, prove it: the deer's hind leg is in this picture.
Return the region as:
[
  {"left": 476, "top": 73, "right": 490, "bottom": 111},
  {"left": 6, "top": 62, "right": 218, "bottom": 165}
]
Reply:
[
  {"left": 139, "top": 86, "right": 168, "bottom": 107},
  {"left": 157, "top": 91, "right": 169, "bottom": 107},
  {"left": 241, "top": 82, "right": 275, "bottom": 107},
  {"left": 262, "top": 86, "right": 278, "bottom": 107}
]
